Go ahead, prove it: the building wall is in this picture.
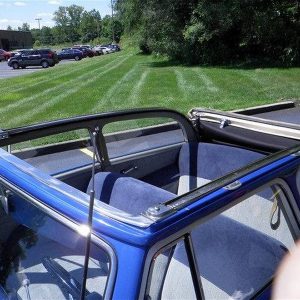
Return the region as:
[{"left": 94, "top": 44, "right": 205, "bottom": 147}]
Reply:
[{"left": 0, "top": 30, "right": 33, "bottom": 51}]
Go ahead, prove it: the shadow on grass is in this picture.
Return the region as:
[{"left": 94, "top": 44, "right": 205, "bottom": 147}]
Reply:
[{"left": 143, "top": 56, "right": 299, "bottom": 70}]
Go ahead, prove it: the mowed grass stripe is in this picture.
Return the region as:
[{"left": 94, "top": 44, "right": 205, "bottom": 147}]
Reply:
[
  {"left": 93, "top": 64, "right": 139, "bottom": 111},
  {"left": 93, "top": 54, "right": 154, "bottom": 111},
  {"left": 0, "top": 54, "right": 116, "bottom": 93},
  {"left": 0, "top": 54, "right": 128, "bottom": 118},
  {"left": 188, "top": 68, "right": 272, "bottom": 110},
  {"left": 38, "top": 54, "right": 145, "bottom": 118},
  {"left": 193, "top": 68, "right": 219, "bottom": 93},
  {"left": 6, "top": 55, "right": 132, "bottom": 127},
  {"left": 0, "top": 49, "right": 299, "bottom": 128},
  {"left": 174, "top": 69, "right": 205, "bottom": 102},
  {"left": 1, "top": 54, "right": 125, "bottom": 101},
  {"left": 243, "top": 68, "right": 300, "bottom": 100},
  {"left": 130, "top": 69, "right": 150, "bottom": 105},
  {"left": 138, "top": 67, "right": 181, "bottom": 108},
  {"left": 0, "top": 54, "right": 117, "bottom": 95}
]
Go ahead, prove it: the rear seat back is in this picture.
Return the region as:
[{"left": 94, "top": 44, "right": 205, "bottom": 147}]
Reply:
[
  {"left": 178, "top": 142, "right": 265, "bottom": 195},
  {"left": 87, "top": 172, "right": 175, "bottom": 215},
  {"left": 162, "top": 215, "right": 287, "bottom": 299},
  {"left": 178, "top": 142, "right": 293, "bottom": 245}
]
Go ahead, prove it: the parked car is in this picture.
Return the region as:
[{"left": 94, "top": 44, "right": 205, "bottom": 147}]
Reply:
[
  {"left": 99, "top": 46, "right": 113, "bottom": 54},
  {"left": 0, "top": 101, "right": 300, "bottom": 299},
  {"left": 92, "top": 45, "right": 103, "bottom": 55},
  {"left": 57, "top": 49, "right": 84, "bottom": 61},
  {"left": 0, "top": 49, "right": 11, "bottom": 62},
  {"left": 74, "top": 44, "right": 92, "bottom": 48},
  {"left": 108, "top": 44, "right": 121, "bottom": 52},
  {"left": 10, "top": 49, "right": 33, "bottom": 58},
  {"left": 7, "top": 49, "right": 59, "bottom": 69},
  {"left": 100, "top": 44, "right": 121, "bottom": 53},
  {"left": 72, "top": 46, "right": 94, "bottom": 58}
]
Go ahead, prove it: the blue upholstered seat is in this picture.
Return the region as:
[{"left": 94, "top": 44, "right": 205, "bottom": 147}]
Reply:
[
  {"left": 87, "top": 172, "right": 175, "bottom": 215},
  {"left": 178, "top": 142, "right": 265, "bottom": 195},
  {"left": 162, "top": 215, "right": 287, "bottom": 299}
]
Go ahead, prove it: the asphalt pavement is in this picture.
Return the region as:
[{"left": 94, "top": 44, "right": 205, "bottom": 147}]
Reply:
[{"left": 0, "top": 60, "right": 72, "bottom": 79}]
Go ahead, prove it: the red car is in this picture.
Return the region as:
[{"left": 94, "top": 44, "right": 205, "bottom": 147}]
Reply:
[{"left": 0, "top": 49, "right": 11, "bottom": 61}]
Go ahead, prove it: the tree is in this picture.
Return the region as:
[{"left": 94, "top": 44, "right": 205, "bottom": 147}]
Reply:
[
  {"left": 30, "top": 28, "right": 40, "bottom": 43},
  {"left": 51, "top": 25, "right": 66, "bottom": 44},
  {"left": 115, "top": 0, "right": 300, "bottom": 65},
  {"left": 53, "top": 5, "right": 84, "bottom": 42},
  {"left": 80, "top": 9, "right": 102, "bottom": 42},
  {"left": 18, "top": 23, "right": 30, "bottom": 31},
  {"left": 6, "top": 25, "right": 13, "bottom": 31},
  {"left": 102, "top": 15, "right": 123, "bottom": 43},
  {"left": 40, "top": 26, "right": 54, "bottom": 45},
  {"left": 101, "top": 15, "right": 112, "bottom": 40}
]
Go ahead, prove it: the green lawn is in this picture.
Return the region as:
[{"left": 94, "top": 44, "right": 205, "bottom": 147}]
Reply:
[{"left": 0, "top": 49, "right": 299, "bottom": 129}]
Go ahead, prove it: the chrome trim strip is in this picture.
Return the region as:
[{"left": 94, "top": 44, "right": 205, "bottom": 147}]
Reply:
[
  {"left": 0, "top": 148, "right": 153, "bottom": 227},
  {"left": 0, "top": 176, "right": 117, "bottom": 300},
  {"left": 104, "top": 121, "right": 178, "bottom": 138},
  {"left": 53, "top": 163, "right": 100, "bottom": 179},
  {"left": 197, "top": 111, "right": 300, "bottom": 140},
  {"left": 109, "top": 142, "right": 184, "bottom": 164},
  {"left": 231, "top": 101, "right": 295, "bottom": 113}
]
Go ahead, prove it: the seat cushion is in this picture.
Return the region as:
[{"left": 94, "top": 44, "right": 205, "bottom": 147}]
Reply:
[
  {"left": 87, "top": 172, "right": 175, "bottom": 215},
  {"left": 178, "top": 142, "right": 265, "bottom": 195},
  {"left": 162, "top": 215, "right": 287, "bottom": 300}
]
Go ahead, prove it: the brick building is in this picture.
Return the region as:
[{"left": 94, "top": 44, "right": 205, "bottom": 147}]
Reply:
[{"left": 0, "top": 30, "right": 33, "bottom": 50}]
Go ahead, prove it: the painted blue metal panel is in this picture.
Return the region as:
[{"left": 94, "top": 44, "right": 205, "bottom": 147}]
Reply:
[{"left": 0, "top": 149, "right": 300, "bottom": 249}]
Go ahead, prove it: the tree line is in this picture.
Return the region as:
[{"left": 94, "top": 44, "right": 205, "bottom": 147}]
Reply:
[
  {"left": 6, "top": 4, "right": 123, "bottom": 46},
  {"left": 115, "top": 0, "right": 300, "bottom": 65}
]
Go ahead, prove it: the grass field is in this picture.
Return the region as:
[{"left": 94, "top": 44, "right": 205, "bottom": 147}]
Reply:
[{"left": 0, "top": 49, "right": 299, "bottom": 129}]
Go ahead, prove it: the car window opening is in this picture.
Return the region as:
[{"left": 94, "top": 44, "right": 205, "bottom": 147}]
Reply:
[
  {"left": 147, "top": 183, "right": 295, "bottom": 300},
  {"left": 4, "top": 115, "right": 294, "bottom": 221}
]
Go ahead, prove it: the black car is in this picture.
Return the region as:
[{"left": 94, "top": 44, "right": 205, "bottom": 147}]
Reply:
[
  {"left": 7, "top": 49, "right": 59, "bottom": 69},
  {"left": 57, "top": 49, "right": 84, "bottom": 61},
  {"left": 72, "top": 47, "right": 95, "bottom": 58},
  {"left": 109, "top": 44, "right": 121, "bottom": 52}
]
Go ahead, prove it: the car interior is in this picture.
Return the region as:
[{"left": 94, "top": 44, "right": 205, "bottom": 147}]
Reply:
[{"left": 0, "top": 109, "right": 299, "bottom": 299}]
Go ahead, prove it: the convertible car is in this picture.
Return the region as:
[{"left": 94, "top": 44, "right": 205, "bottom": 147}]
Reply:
[{"left": 0, "top": 101, "right": 299, "bottom": 299}]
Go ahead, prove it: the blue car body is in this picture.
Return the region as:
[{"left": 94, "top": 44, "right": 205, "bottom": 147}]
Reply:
[
  {"left": 57, "top": 49, "right": 84, "bottom": 61},
  {"left": 0, "top": 101, "right": 299, "bottom": 299}
]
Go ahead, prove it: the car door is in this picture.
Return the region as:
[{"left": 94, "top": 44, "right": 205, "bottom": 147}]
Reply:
[
  {"left": 59, "top": 50, "right": 66, "bottom": 59},
  {"left": 20, "top": 51, "right": 31, "bottom": 66},
  {"left": 63, "top": 49, "right": 71, "bottom": 59},
  {"left": 0, "top": 179, "right": 114, "bottom": 299},
  {"left": 30, "top": 50, "right": 42, "bottom": 66},
  {"left": 145, "top": 164, "right": 300, "bottom": 300},
  {"left": 0, "top": 50, "right": 4, "bottom": 61}
]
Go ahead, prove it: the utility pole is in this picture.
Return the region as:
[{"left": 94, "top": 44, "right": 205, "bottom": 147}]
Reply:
[
  {"left": 97, "top": 21, "right": 100, "bottom": 39},
  {"left": 35, "top": 18, "right": 42, "bottom": 31},
  {"left": 111, "top": 0, "right": 115, "bottom": 43},
  {"left": 35, "top": 18, "right": 42, "bottom": 46}
]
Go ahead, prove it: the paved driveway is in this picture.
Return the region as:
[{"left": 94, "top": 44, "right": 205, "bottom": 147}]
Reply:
[{"left": 0, "top": 60, "right": 71, "bottom": 79}]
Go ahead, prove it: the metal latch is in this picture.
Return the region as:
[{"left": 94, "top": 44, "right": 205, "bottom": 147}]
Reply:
[
  {"left": 292, "top": 150, "right": 300, "bottom": 157},
  {"left": 121, "top": 165, "right": 138, "bottom": 175},
  {"left": 145, "top": 203, "right": 171, "bottom": 219},
  {"left": 0, "top": 188, "right": 11, "bottom": 214},
  {"left": 223, "top": 180, "right": 242, "bottom": 190},
  {"left": 220, "top": 118, "right": 230, "bottom": 129},
  {"left": 0, "top": 130, "right": 9, "bottom": 140}
]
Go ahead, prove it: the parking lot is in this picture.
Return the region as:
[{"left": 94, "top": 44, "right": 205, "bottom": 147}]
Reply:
[{"left": 0, "top": 60, "right": 72, "bottom": 79}]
